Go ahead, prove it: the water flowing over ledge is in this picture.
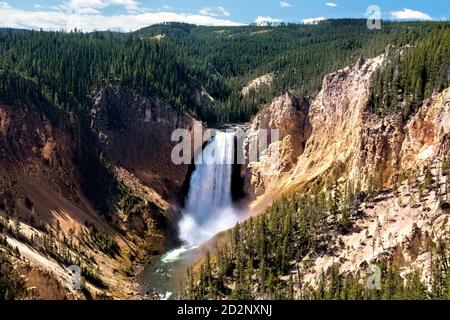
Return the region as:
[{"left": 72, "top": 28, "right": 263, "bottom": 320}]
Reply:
[
  {"left": 179, "top": 131, "right": 242, "bottom": 246},
  {"left": 138, "top": 129, "right": 245, "bottom": 299}
]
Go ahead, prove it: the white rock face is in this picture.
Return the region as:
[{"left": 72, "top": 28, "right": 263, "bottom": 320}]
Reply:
[
  {"left": 241, "top": 54, "right": 450, "bottom": 288},
  {"left": 241, "top": 73, "right": 274, "bottom": 96},
  {"left": 242, "top": 92, "right": 311, "bottom": 199},
  {"left": 245, "top": 53, "right": 450, "bottom": 213}
]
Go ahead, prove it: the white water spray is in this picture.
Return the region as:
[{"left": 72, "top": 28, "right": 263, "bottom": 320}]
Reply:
[
  {"left": 139, "top": 131, "right": 243, "bottom": 299},
  {"left": 179, "top": 131, "right": 241, "bottom": 246}
]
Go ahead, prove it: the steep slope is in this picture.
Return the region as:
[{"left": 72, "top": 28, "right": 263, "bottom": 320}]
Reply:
[
  {"left": 0, "top": 76, "right": 197, "bottom": 299},
  {"left": 0, "top": 93, "right": 124, "bottom": 298},
  {"left": 245, "top": 54, "right": 450, "bottom": 212},
  {"left": 242, "top": 92, "right": 311, "bottom": 200},
  {"left": 90, "top": 85, "right": 198, "bottom": 202},
  {"left": 186, "top": 52, "right": 450, "bottom": 300}
]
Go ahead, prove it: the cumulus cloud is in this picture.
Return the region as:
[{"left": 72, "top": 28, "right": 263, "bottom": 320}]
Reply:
[
  {"left": 391, "top": 8, "right": 432, "bottom": 20},
  {"left": 325, "top": 2, "right": 337, "bottom": 7},
  {"left": 0, "top": 2, "right": 242, "bottom": 31},
  {"left": 66, "top": 0, "right": 139, "bottom": 11},
  {"left": 0, "top": 1, "right": 11, "bottom": 9},
  {"left": 280, "top": 1, "right": 291, "bottom": 8},
  {"left": 302, "top": 17, "right": 326, "bottom": 24},
  {"left": 254, "top": 16, "right": 282, "bottom": 26},
  {"left": 199, "top": 6, "right": 230, "bottom": 17}
]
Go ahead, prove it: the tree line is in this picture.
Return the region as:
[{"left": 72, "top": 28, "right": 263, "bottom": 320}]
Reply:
[{"left": 2, "top": 20, "right": 448, "bottom": 125}]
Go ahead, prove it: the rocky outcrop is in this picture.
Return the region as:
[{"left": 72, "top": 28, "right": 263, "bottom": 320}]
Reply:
[
  {"left": 297, "top": 168, "right": 450, "bottom": 290},
  {"left": 399, "top": 88, "right": 450, "bottom": 167},
  {"left": 0, "top": 83, "right": 201, "bottom": 299},
  {"left": 242, "top": 92, "right": 311, "bottom": 198},
  {"left": 245, "top": 54, "right": 450, "bottom": 212},
  {"left": 90, "top": 85, "right": 198, "bottom": 201},
  {"left": 0, "top": 102, "right": 78, "bottom": 197},
  {"left": 241, "top": 73, "right": 274, "bottom": 96},
  {"left": 230, "top": 55, "right": 450, "bottom": 295},
  {"left": 0, "top": 98, "right": 132, "bottom": 299}
]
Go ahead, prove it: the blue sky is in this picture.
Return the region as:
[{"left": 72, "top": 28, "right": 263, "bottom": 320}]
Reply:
[{"left": 0, "top": 1, "right": 448, "bottom": 31}]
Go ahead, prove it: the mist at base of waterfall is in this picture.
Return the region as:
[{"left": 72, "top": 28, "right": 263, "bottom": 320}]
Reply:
[
  {"left": 178, "top": 131, "right": 242, "bottom": 247},
  {"left": 178, "top": 206, "right": 241, "bottom": 245},
  {"left": 138, "top": 131, "right": 244, "bottom": 299}
]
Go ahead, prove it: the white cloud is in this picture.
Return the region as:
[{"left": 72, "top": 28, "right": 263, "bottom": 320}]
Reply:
[
  {"left": 199, "top": 6, "right": 230, "bottom": 17},
  {"left": 34, "top": 4, "right": 43, "bottom": 9},
  {"left": 325, "top": 2, "right": 337, "bottom": 7},
  {"left": 0, "top": 3, "right": 242, "bottom": 31},
  {"left": 280, "top": 1, "right": 291, "bottom": 8},
  {"left": 302, "top": 17, "right": 326, "bottom": 24},
  {"left": 0, "top": 1, "right": 11, "bottom": 9},
  {"left": 391, "top": 8, "right": 432, "bottom": 20},
  {"left": 78, "top": 7, "right": 101, "bottom": 14},
  {"left": 67, "top": 0, "right": 104, "bottom": 9},
  {"left": 255, "top": 16, "right": 282, "bottom": 26},
  {"left": 66, "top": 0, "right": 141, "bottom": 13}
]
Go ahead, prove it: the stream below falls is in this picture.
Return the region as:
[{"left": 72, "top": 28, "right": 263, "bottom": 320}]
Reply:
[{"left": 138, "top": 130, "right": 244, "bottom": 299}]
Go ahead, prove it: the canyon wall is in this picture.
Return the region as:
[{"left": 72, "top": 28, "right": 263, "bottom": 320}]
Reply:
[
  {"left": 91, "top": 85, "right": 198, "bottom": 201},
  {"left": 245, "top": 54, "right": 450, "bottom": 212},
  {"left": 0, "top": 83, "right": 198, "bottom": 299}
]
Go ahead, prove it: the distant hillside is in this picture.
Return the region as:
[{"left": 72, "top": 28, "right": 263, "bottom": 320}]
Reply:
[
  {"left": 134, "top": 20, "right": 448, "bottom": 123},
  {"left": 1, "top": 20, "right": 448, "bottom": 125}
]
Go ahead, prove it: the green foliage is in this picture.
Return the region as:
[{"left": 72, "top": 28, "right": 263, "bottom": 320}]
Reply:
[
  {"left": 2, "top": 20, "right": 447, "bottom": 125},
  {"left": 138, "top": 20, "right": 448, "bottom": 123},
  {"left": 367, "top": 24, "right": 450, "bottom": 119},
  {"left": 185, "top": 180, "right": 361, "bottom": 299},
  {"left": 84, "top": 221, "right": 120, "bottom": 257},
  {"left": 0, "top": 251, "right": 25, "bottom": 300},
  {"left": 119, "top": 188, "right": 147, "bottom": 217},
  {"left": 443, "top": 151, "right": 450, "bottom": 176},
  {"left": 185, "top": 170, "right": 450, "bottom": 300},
  {"left": 81, "top": 266, "right": 108, "bottom": 290}
]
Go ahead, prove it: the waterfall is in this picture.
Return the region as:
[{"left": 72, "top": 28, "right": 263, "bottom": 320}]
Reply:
[
  {"left": 138, "top": 130, "right": 243, "bottom": 299},
  {"left": 179, "top": 131, "right": 241, "bottom": 246}
]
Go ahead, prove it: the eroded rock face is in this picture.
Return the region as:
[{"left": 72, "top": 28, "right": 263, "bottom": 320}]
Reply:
[
  {"left": 244, "top": 53, "right": 450, "bottom": 212},
  {"left": 242, "top": 92, "right": 311, "bottom": 198},
  {"left": 0, "top": 85, "right": 200, "bottom": 299},
  {"left": 400, "top": 88, "right": 450, "bottom": 167},
  {"left": 241, "top": 73, "right": 274, "bottom": 96},
  {"left": 90, "top": 85, "right": 197, "bottom": 201},
  {"left": 0, "top": 102, "right": 79, "bottom": 199},
  {"left": 238, "top": 54, "right": 450, "bottom": 291}
]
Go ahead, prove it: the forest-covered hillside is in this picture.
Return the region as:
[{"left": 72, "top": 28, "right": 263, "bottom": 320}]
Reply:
[{"left": 1, "top": 20, "right": 448, "bottom": 124}]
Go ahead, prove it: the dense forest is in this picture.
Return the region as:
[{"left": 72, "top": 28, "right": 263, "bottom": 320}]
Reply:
[
  {"left": 185, "top": 153, "right": 450, "bottom": 300},
  {"left": 136, "top": 20, "right": 449, "bottom": 123},
  {"left": 1, "top": 20, "right": 449, "bottom": 125},
  {"left": 367, "top": 24, "right": 450, "bottom": 119}
]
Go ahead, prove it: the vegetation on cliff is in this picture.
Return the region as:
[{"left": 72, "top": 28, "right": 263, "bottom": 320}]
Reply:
[
  {"left": 367, "top": 24, "right": 450, "bottom": 119},
  {"left": 185, "top": 153, "right": 450, "bottom": 300}
]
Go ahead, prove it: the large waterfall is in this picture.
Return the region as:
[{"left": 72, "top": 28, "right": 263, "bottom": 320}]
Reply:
[
  {"left": 179, "top": 131, "right": 241, "bottom": 246},
  {"left": 138, "top": 130, "right": 242, "bottom": 299}
]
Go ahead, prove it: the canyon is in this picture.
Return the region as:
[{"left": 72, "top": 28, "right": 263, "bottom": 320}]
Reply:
[
  {"left": 236, "top": 53, "right": 450, "bottom": 294},
  {"left": 1, "top": 22, "right": 449, "bottom": 300}
]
